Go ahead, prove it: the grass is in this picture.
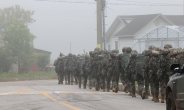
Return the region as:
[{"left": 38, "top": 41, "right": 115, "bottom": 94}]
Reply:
[{"left": 0, "top": 71, "right": 57, "bottom": 82}]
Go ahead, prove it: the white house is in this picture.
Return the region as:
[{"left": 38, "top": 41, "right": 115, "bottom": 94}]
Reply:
[{"left": 105, "top": 14, "right": 184, "bottom": 52}]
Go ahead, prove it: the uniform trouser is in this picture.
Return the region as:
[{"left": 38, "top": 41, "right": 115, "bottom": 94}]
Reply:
[
  {"left": 112, "top": 72, "right": 120, "bottom": 89},
  {"left": 101, "top": 69, "right": 107, "bottom": 89},
  {"left": 150, "top": 70, "right": 159, "bottom": 97},
  {"left": 64, "top": 74, "right": 68, "bottom": 84},
  {"left": 106, "top": 68, "right": 113, "bottom": 89},
  {"left": 136, "top": 69, "right": 145, "bottom": 95},
  {"left": 159, "top": 70, "right": 169, "bottom": 96},
  {"left": 124, "top": 70, "right": 131, "bottom": 92},
  {"left": 144, "top": 68, "right": 150, "bottom": 95},
  {"left": 136, "top": 74, "right": 144, "bottom": 95},
  {"left": 120, "top": 69, "right": 126, "bottom": 85},
  {"left": 83, "top": 74, "right": 88, "bottom": 88},
  {"left": 67, "top": 70, "right": 75, "bottom": 85},
  {"left": 78, "top": 75, "right": 82, "bottom": 88},
  {"left": 88, "top": 74, "right": 94, "bottom": 87}
]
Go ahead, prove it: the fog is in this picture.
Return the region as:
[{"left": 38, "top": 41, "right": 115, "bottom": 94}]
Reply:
[{"left": 0, "top": 0, "right": 183, "bottom": 63}]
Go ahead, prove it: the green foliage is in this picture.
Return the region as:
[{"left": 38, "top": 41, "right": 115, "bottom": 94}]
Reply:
[
  {"left": 0, "top": 5, "right": 35, "bottom": 73},
  {"left": 0, "top": 71, "right": 57, "bottom": 82},
  {"left": 0, "top": 47, "right": 14, "bottom": 72},
  {"left": 36, "top": 54, "right": 50, "bottom": 71}
]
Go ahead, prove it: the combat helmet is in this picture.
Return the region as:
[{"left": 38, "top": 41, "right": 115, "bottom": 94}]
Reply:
[
  {"left": 94, "top": 47, "right": 100, "bottom": 51},
  {"left": 122, "top": 47, "right": 127, "bottom": 53},
  {"left": 164, "top": 44, "right": 172, "bottom": 49},
  {"left": 126, "top": 47, "right": 132, "bottom": 53},
  {"left": 131, "top": 50, "right": 138, "bottom": 58},
  {"left": 148, "top": 45, "right": 155, "bottom": 50},
  {"left": 59, "top": 53, "right": 64, "bottom": 57},
  {"left": 68, "top": 53, "right": 72, "bottom": 57}
]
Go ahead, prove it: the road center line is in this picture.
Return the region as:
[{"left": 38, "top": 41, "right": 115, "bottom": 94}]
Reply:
[{"left": 42, "top": 92, "right": 80, "bottom": 110}]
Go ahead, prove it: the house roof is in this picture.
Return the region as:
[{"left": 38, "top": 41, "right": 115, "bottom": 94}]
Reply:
[
  {"left": 164, "top": 15, "right": 184, "bottom": 26},
  {"left": 113, "top": 14, "right": 184, "bottom": 37},
  {"left": 34, "top": 48, "right": 51, "bottom": 54},
  {"left": 114, "top": 14, "right": 161, "bottom": 37}
]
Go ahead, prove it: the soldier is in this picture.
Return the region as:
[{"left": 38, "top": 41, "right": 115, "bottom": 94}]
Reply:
[
  {"left": 119, "top": 47, "right": 127, "bottom": 87},
  {"left": 111, "top": 50, "right": 120, "bottom": 93},
  {"left": 91, "top": 47, "right": 101, "bottom": 91},
  {"left": 128, "top": 50, "right": 138, "bottom": 97},
  {"left": 65, "top": 53, "right": 76, "bottom": 85},
  {"left": 83, "top": 54, "right": 92, "bottom": 89},
  {"left": 135, "top": 52, "right": 145, "bottom": 98},
  {"left": 76, "top": 54, "right": 85, "bottom": 88},
  {"left": 158, "top": 44, "right": 172, "bottom": 103},
  {"left": 100, "top": 50, "right": 110, "bottom": 92},
  {"left": 58, "top": 53, "right": 67, "bottom": 84},
  {"left": 142, "top": 50, "right": 150, "bottom": 99},
  {"left": 121, "top": 47, "right": 132, "bottom": 94},
  {"left": 89, "top": 51, "right": 95, "bottom": 89},
  {"left": 149, "top": 45, "right": 160, "bottom": 102},
  {"left": 54, "top": 53, "right": 64, "bottom": 84}
]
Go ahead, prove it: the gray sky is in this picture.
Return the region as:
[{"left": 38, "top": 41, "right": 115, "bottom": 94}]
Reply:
[{"left": 0, "top": 0, "right": 183, "bottom": 63}]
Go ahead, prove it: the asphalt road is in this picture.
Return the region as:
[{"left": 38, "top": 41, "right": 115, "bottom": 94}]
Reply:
[{"left": 0, "top": 80, "right": 165, "bottom": 110}]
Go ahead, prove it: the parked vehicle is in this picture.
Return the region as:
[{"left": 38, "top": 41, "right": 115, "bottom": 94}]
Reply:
[{"left": 166, "top": 64, "right": 184, "bottom": 110}]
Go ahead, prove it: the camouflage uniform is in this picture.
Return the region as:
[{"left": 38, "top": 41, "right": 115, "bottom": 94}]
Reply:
[
  {"left": 120, "top": 47, "right": 132, "bottom": 93},
  {"left": 135, "top": 53, "right": 145, "bottom": 98},
  {"left": 158, "top": 44, "right": 172, "bottom": 103},
  {"left": 143, "top": 50, "right": 150, "bottom": 99},
  {"left": 66, "top": 53, "right": 77, "bottom": 85},
  {"left": 92, "top": 48, "right": 101, "bottom": 91},
  {"left": 119, "top": 47, "right": 127, "bottom": 87},
  {"left": 76, "top": 54, "right": 85, "bottom": 88},
  {"left": 83, "top": 55, "right": 92, "bottom": 89},
  {"left": 111, "top": 50, "right": 120, "bottom": 93},
  {"left": 54, "top": 53, "right": 64, "bottom": 84},
  {"left": 89, "top": 51, "right": 95, "bottom": 89},
  {"left": 100, "top": 50, "right": 110, "bottom": 92},
  {"left": 58, "top": 55, "right": 67, "bottom": 84},
  {"left": 149, "top": 46, "right": 160, "bottom": 102},
  {"left": 128, "top": 50, "right": 138, "bottom": 97}
]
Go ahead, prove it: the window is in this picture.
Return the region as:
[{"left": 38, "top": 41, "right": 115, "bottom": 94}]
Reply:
[{"left": 115, "top": 41, "right": 118, "bottom": 50}]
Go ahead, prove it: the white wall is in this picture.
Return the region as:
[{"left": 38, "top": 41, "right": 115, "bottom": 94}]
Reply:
[
  {"left": 118, "top": 37, "right": 134, "bottom": 52},
  {"left": 107, "top": 21, "right": 126, "bottom": 50},
  {"left": 134, "top": 17, "right": 170, "bottom": 39}
]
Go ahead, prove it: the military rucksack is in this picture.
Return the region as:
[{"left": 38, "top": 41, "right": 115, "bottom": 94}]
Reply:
[
  {"left": 136, "top": 54, "right": 145, "bottom": 70},
  {"left": 121, "top": 53, "right": 131, "bottom": 70}
]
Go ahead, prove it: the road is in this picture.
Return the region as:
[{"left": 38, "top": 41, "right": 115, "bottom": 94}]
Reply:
[{"left": 0, "top": 80, "right": 165, "bottom": 110}]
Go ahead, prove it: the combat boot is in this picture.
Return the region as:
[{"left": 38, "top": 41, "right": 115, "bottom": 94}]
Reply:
[
  {"left": 132, "top": 93, "right": 136, "bottom": 97},
  {"left": 114, "top": 86, "right": 118, "bottom": 93},
  {"left": 154, "top": 96, "right": 159, "bottom": 102},
  {"left": 129, "top": 92, "right": 132, "bottom": 96},
  {"left": 152, "top": 95, "right": 155, "bottom": 101},
  {"left": 141, "top": 90, "right": 146, "bottom": 99},
  {"left": 89, "top": 85, "right": 92, "bottom": 89},
  {"left": 107, "top": 88, "right": 110, "bottom": 92},
  {"left": 145, "top": 93, "right": 149, "bottom": 99},
  {"left": 161, "top": 95, "right": 165, "bottom": 103}
]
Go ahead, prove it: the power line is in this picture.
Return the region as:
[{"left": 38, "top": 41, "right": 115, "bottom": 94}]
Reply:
[{"left": 35, "top": 0, "right": 184, "bottom": 7}]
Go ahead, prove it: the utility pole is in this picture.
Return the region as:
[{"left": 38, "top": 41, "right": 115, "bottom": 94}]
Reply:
[
  {"left": 96, "top": 0, "right": 103, "bottom": 49},
  {"left": 102, "top": 0, "right": 106, "bottom": 50}
]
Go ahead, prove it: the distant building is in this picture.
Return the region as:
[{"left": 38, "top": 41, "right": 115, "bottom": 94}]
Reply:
[
  {"left": 32, "top": 48, "right": 52, "bottom": 72},
  {"left": 105, "top": 14, "right": 184, "bottom": 52}
]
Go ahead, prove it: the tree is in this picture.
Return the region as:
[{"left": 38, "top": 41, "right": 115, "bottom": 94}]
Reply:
[
  {"left": 36, "top": 54, "right": 50, "bottom": 71},
  {"left": 0, "top": 5, "right": 35, "bottom": 73},
  {"left": 0, "top": 47, "right": 13, "bottom": 72}
]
